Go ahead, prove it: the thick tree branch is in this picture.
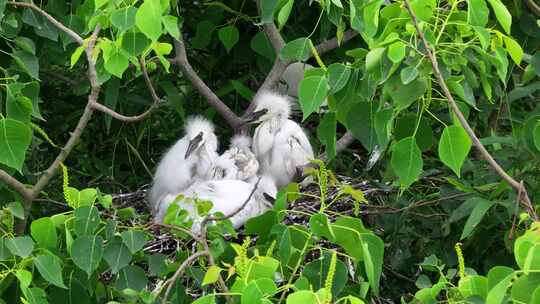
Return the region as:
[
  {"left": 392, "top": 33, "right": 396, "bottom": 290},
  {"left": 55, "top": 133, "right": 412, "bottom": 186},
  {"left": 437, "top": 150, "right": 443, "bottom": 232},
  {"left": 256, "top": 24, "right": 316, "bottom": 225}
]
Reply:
[
  {"left": 29, "top": 26, "right": 102, "bottom": 201},
  {"left": 403, "top": 0, "right": 538, "bottom": 220},
  {"left": 0, "top": 170, "right": 32, "bottom": 200},
  {"left": 173, "top": 35, "right": 243, "bottom": 129},
  {"left": 8, "top": 1, "right": 84, "bottom": 45}
]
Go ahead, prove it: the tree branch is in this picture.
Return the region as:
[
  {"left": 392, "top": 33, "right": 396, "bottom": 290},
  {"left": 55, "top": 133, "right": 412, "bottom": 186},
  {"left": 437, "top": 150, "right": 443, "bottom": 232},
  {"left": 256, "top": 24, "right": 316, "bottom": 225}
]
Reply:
[
  {"left": 8, "top": 1, "right": 84, "bottom": 45},
  {"left": 162, "top": 250, "right": 210, "bottom": 303},
  {"left": 91, "top": 57, "right": 161, "bottom": 122},
  {"left": 403, "top": 0, "right": 538, "bottom": 220},
  {"left": 172, "top": 35, "right": 243, "bottom": 129},
  {"left": 0, "top": 169, "right": 32, "bottom": 200}
]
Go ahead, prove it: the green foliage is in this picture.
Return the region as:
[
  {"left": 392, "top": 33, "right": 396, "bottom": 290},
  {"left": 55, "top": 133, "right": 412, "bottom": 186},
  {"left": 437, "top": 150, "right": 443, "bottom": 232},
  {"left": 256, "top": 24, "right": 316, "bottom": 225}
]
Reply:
[{"left": 0, "top": 0, "right": 539, "bottom": 302}]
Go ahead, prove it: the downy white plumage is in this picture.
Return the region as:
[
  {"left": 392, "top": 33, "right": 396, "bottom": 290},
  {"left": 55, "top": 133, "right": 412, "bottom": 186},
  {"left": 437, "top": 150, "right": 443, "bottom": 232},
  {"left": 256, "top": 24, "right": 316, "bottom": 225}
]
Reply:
[
  {"left": 211, "top": 135, "right": 259, "bottom": 182},
  {"left": 154, "top": 175, "right": 277, "bottom": 234},
  {"left": 243, "top": 91, "right": 314, "bottom": 188},
  {"left": 148, "top": 116, "right": 218, "bottom": 217}
]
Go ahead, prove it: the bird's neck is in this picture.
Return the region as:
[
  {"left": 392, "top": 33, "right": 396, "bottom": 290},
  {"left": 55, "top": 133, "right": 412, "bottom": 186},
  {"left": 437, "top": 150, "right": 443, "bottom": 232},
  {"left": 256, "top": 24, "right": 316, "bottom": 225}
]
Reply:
[{"left": 265, "top": 116, "right": 285, "bottom": 133}]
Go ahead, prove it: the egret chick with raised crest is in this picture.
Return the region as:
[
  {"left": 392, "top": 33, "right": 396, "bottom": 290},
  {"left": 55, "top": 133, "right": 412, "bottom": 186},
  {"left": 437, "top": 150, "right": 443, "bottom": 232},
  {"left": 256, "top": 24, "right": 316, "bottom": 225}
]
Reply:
[{"left": 242, "top": 91, "right": 314, "bottom": 188}]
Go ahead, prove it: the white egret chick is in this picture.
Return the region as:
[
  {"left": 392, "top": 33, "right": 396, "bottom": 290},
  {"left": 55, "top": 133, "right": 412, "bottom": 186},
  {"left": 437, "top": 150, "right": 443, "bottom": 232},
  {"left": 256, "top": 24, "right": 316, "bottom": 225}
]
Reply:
[
  {"left": 148, "top": 116, "right": 218, "bottom": 216},
  {"left": 216, "top": 134, "right": 259, "bottom": 182},
  {"left": 242, "top": 91, "right": 314, "bottom": 188},
  {"left": 154, "top": 175, "right": 277, "bottom": 234}
]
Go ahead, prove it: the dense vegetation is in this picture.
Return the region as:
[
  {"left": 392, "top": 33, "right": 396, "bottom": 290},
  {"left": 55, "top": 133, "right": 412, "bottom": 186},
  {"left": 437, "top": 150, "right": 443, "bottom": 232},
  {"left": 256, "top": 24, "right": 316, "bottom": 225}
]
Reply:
[{"left": 0, "top": 0, "right": 540, "bottom": 303}]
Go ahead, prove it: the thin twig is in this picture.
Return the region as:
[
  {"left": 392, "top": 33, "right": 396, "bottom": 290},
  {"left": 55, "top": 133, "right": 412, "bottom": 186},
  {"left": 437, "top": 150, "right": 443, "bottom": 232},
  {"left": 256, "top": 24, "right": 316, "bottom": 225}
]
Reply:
[
  {"left": 403, "top": 0, "right": 538, "bottom": 221},
  {"left": 91, "top": 57, "right": 161, "bottom": 122},
  {"left": 7, "top": 1, "right": 84, "bottom": 45},
  {"left": 162, "top": 250, "right": 210, "bottom": 303}
]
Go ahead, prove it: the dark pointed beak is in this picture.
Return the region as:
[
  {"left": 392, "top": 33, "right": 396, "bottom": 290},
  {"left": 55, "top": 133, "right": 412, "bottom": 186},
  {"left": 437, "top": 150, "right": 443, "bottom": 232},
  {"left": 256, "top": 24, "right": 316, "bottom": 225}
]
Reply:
[
  {"left": 185, "top": 132, "right": 203, "bottom": 159},
  {"left": 240, "top": 109, "right": 268, "bottom": 126},
  {"left": 263, "top": 192, "right": 276, "bottom": 204}
]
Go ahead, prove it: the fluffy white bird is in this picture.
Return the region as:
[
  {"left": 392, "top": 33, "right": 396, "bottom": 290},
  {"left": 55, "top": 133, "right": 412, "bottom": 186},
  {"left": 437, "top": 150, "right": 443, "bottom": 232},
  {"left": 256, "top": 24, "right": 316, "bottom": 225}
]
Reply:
[
  {"left": 210, "top": 135, "right": 259, "bottom": 182},
  {"left": 243, "top": 91, "right": 314, "bottom": 188},
  {"left": 154, "top": 175, "right": 277, "bottom": 234},
  {"left": 148, "top": 116, "right": 218, "bottom": 216}
]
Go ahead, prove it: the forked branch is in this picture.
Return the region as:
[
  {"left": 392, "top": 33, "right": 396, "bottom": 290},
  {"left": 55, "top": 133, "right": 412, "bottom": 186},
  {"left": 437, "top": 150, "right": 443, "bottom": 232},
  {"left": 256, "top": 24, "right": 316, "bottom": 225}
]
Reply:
[{"left": 403, "top": 0, "right": 538, "bottom": 220}]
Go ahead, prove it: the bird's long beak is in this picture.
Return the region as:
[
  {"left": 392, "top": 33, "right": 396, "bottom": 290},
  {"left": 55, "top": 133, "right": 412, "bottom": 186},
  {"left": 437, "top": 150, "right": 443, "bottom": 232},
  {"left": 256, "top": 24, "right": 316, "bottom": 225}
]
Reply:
[
  {"left": 240, "top": 109, "right": 268, "bottom": 126},
  {"left": 263, "top": 192, "right": 276, "bottom": 204},
  {"left": 185, "top": 132, "right": 203, "bottom": 159}
]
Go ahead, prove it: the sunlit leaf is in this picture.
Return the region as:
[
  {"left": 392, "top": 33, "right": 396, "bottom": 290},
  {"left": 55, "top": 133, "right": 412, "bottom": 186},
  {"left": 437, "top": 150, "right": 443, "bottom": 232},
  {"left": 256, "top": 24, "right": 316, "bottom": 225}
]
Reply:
[
  {"left": 135, "top": 0, "right": 162, "bottom": 41},
  {"left": 438, "top": 125, "right": 472, "bottom": 177},
  {"left": 0, "top": 118, "right": 32, "bottom": 171}
]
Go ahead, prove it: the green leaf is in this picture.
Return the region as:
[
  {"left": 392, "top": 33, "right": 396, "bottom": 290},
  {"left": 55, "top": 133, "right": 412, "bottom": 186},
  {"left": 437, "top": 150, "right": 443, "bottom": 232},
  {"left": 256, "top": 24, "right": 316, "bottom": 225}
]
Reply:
[
  {"left": 122, "top": 31, "right": 150, "bottom": 56},
  {"left": 503, "top": 36, "right": 523, "bottom": 65},
  {"left": 5, "top": 236, "right": 34, "bottom": 258},
  {"left": 202, "top": 265, "right": 223, "bottom": 286},
  {"left": 0, "top": 0, "right": 6, "bottom": 22},
  {"left": 486, "top": 272, "right": 514, "bottom": 304},
  {"left": 327, "top": 63, "right": 351, "bottom": 93},
  {"left": 487, "top": 266, "right": 514, "bottom": 290},
  {"left": 277, "top": 0, "right": 294, "bottom": 29},
  {"left": 346, "top": 102, "right": 378, "bottom": 152},
  {"left": 363, "top": 0, "right": 384, "bottom": 37},
  {"left": 192, "top": 21, "right": 216, "bottom": 49},
  {"left": 103, "top": 238, "right": 132, "bottom": 274},
  {"left": 34, "top": 254, "right": 66, "bottom": 288},
  {"left": 218, "top": 25, "right": 239, "bottom": 53},
  {"left": 383, "top": 75, "right": 427, "bottom": 112},
  {"left": 15, "top": 269, "right": 32, "bottom": 288},
  {"left": 391, "top": 137, "right": 423, "bottom": 190},
  {"left": 95, "top": 0, "right": 108, "bottom": 9},
  {"left": 6, "top": 201, "right": 24, "bottom": 219},
  {"left": 30, "top": 217, "right": 58, "bottom": 249},
  {"left": 250, "top": 31, "right": 276, "bottom": 61},
  {"left": 67, "top": 187, "right": 98, "bottom": 208},
  {"left": 514, "top": 229, "right": 540, "bottom": 272},
  {"left": 458, "top": 275, "right": 488, "bottom": 298},
  {"left": 15, "top": 37, "right": 36, "bottom": 55},
  {"left": 148, "top": 253, "right": 167, "bottom": 276},
  {"left": 115, "top": 265, "right": 148, "bottom": 291},
  {"left": 261, "top": 0, "right": 278, "bottom": 23},
  {"left": 111, "top": 7, "right": 136, "bottom": 32},
  {"left": 534, "top": 123, "right": 540, "bottom": 153},
  {"left": 70, "top": 235, "right": 104, "bottom": 277},
  {"left": 409, "top": 0, "right": 436, "bottom": 22},
  {"left": 317, "top": 112, "right": 337, "bottom": 160},
  {"left": 74, "top": 206, "right": 100, "bottom": 236},
  {"left": 12, "top": 51, "right": 40, "bottom": 80},
  {"left": 510, "top": 274, "right": 540, "bottom": 303},
  {"left": 278, "top": 227, "right": 292, "bottom": 265},
  {"left": 280, "top": 37, "right": 312, "bottom": 61},
  {"left": 162, "top": 15, "right": 180, "bottom": 40},
  {"left": 365, "top": 47, "right": 385, "bottom": 72},
  {"left": 70, "top": 45, "right": 85, "bottom": 68},
  {"left": 286, "top": 290, "right": 318, "bottom": 304},
  {"left": 0, "top": 118, "right": 32, "bottom": 171},
  {"left": 387, "top": 41, "right": 405, "bottom": 64},
  {"left": 438, "top": 125, "right": 472, "bottom": 177},
  {"left": 473, "top": 26, "right": 490, "bottom": 49},
  {"left": 298, "top": 75, "right": 328, "bottom": 120},
  {"left": 486, "top": 0, "right": 511, "bottom": 34},
  {"left": 460, "top": 197, "right": 493, "bottom": 240},
  {"left": 467, "top": 0, "right": 489, "bottom": 26},
  {"left": 104, "top": 47, "right": 129, "bottom": 78},
  {"left": 23, "top": 287, "right": 48, "bottom": 304},
  {"left": 135, "top": 0, "right": 162, "bottom": 41},
  {"left": 7, "top": 95, "right": 33, "bottom": 123},
  {"left": 193, "top": 295, "right": 216, "bottom": 304},
  {"left": 395, "top": 114, "right": 433, "bottom": 152},
  {"left": 361, "top": 233, "right": 384, "bottom": 296},
  {"left": 121, "top": 230, "right": 147, "bottom": 254}
]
